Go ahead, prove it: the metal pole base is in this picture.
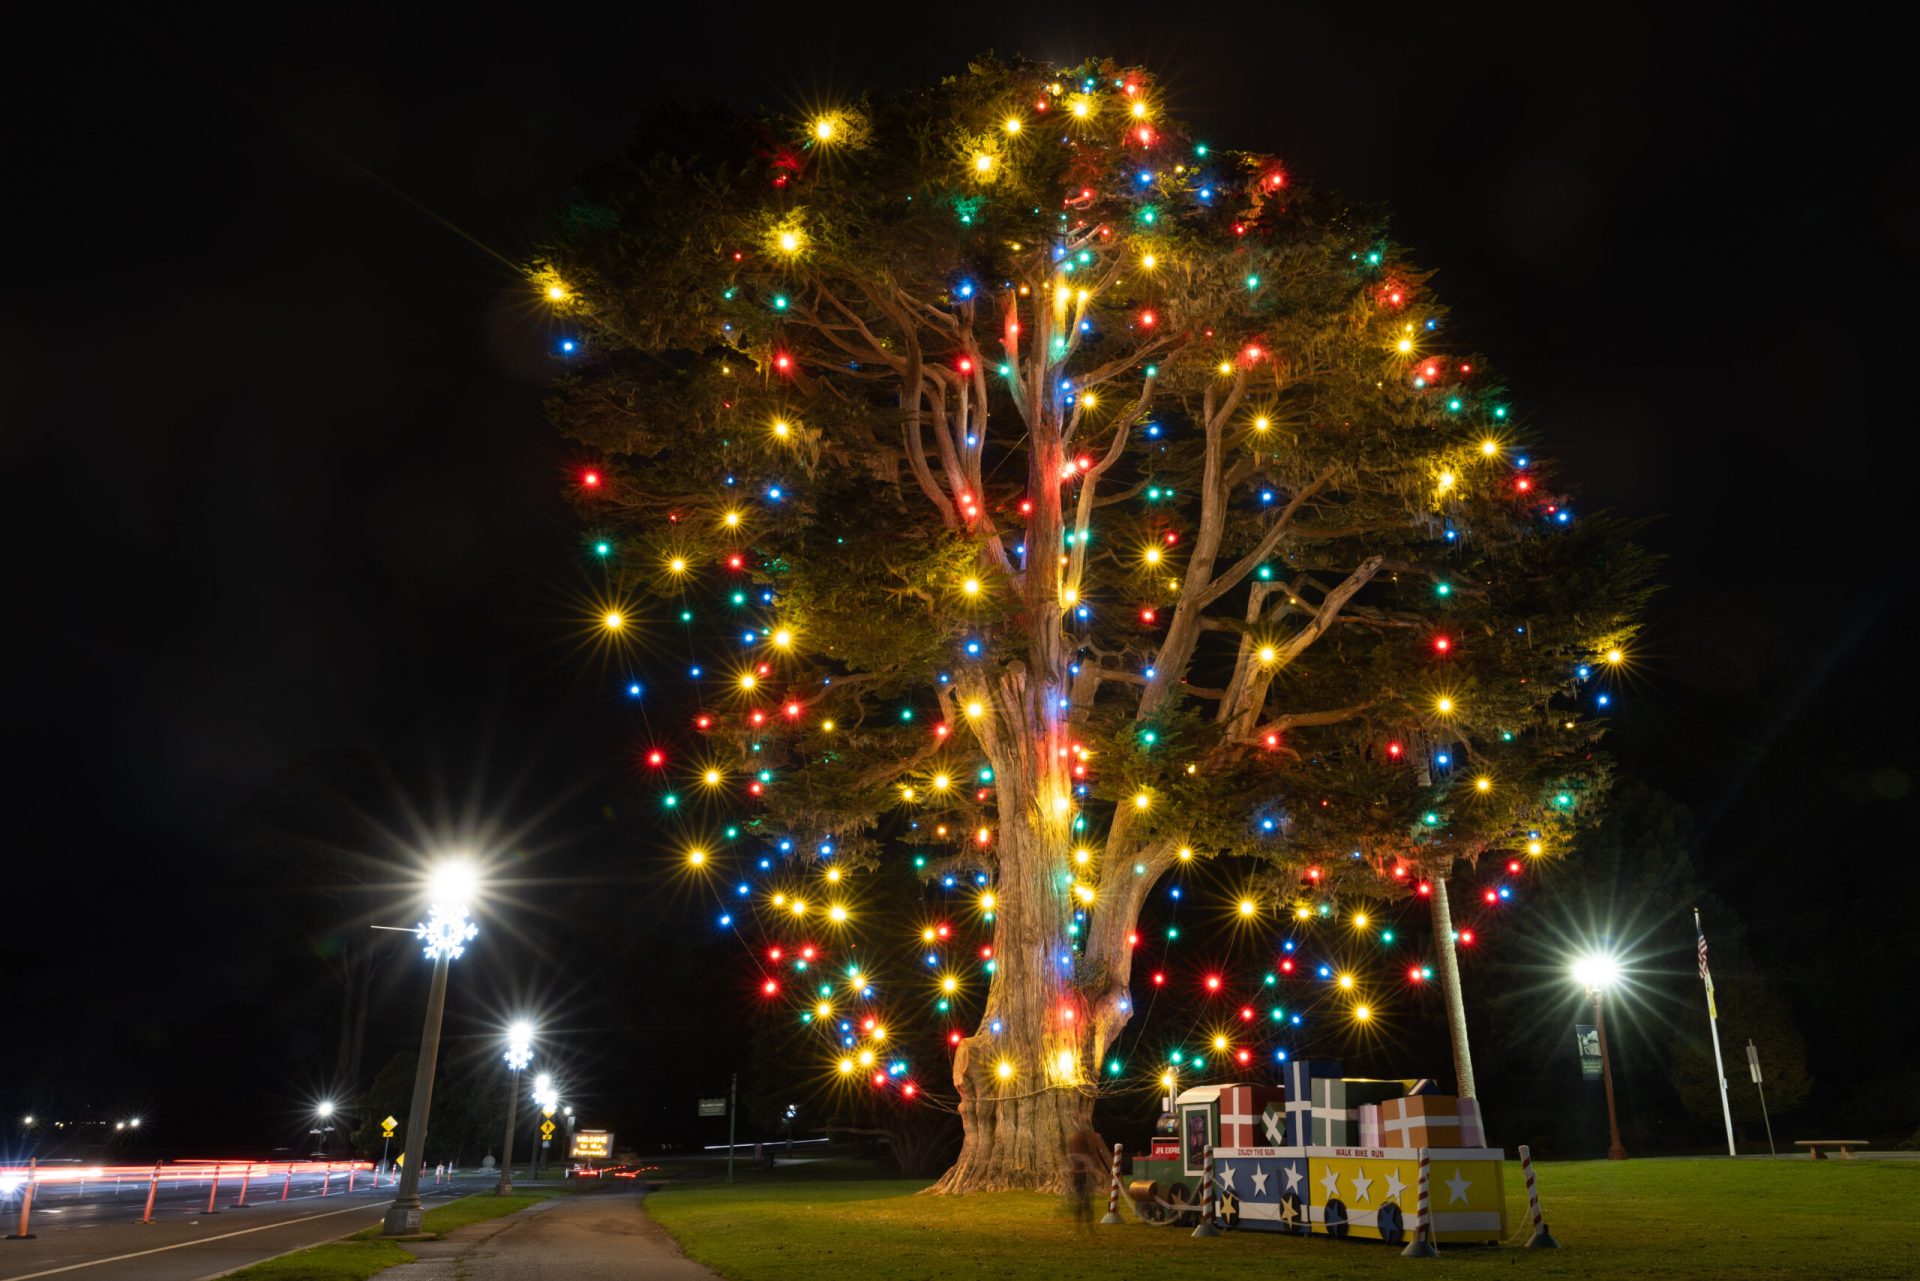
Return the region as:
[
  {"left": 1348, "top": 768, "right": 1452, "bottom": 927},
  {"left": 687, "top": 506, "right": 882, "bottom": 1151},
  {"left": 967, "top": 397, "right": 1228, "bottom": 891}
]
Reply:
[
  {"left": 1099, "top": 1211, "right": 1123, "bottom": 1225},
  {"left": 6, "top": 1235, "right": 37, "bottom": 1241},
  {"left": 1401, "top": 1233, "right": 1438, "bottom": 1258},
  {"left": 496, "top": 1179, "right": 513, "bottom": 1196},
  {"left": 1526, "top": 1223, "right": 1562, "bottom": 1249},
  {"left": 1190, "top": 1221, "right": 1219, "bottom": 1239}
]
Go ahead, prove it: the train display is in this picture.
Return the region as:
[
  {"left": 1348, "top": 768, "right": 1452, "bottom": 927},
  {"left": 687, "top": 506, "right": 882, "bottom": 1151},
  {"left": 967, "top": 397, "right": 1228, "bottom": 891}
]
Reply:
[{"left": 1123, "top": 1063, "right": 1508, "bottom": 1245}]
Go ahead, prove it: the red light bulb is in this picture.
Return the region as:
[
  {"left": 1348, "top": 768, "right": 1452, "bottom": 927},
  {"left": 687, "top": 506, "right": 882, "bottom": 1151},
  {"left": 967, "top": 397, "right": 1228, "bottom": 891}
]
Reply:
[{"left": 581, "top": 470, "right": 602, "bottom": 488}]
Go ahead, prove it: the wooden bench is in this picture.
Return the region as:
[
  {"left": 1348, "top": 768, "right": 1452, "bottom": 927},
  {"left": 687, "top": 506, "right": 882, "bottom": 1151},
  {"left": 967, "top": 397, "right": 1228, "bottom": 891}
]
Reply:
[{"left": 1793, "top": 1139, "right": 1868, "bottom": 1160}]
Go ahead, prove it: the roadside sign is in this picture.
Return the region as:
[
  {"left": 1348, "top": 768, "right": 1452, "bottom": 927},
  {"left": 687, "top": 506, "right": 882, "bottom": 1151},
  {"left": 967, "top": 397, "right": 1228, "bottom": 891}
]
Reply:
[
  {"left": 570, "top": 1130, "right": 614, "bottom": 1160},
  {"left": 381, "top": 1115, "right": 398, "bottom": 1138},
  {"left": 1746, "top": 1040, "right": 1764, "bottom": 1084},
  {"left": 542, "top": 1104, "right": 557, "bottom": 1119},
  {"left": 540, "top": 1120, "right": 557, "bottom": 1138},
  {"left": 698, "top": 1097, "right": 727, "bottom": 1117}
]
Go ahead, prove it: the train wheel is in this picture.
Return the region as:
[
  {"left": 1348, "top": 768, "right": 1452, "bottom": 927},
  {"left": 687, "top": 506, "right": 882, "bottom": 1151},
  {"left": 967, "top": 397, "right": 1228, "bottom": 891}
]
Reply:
[
  {"left": 1324, "top": 1197, "right": 1350, "bottom": 1239},
  {"left": 1376, "top": 1201, "right": 1404, "bottom": 1244}
]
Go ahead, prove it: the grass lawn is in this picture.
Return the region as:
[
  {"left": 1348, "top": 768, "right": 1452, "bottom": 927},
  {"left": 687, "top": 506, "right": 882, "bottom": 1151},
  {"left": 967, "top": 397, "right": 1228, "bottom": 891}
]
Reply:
[
  {"left": 643, "top": 1157, "right": 1918, "bottom": 1280},
  {"left": 220, "top": 1188, "right": 571, "bottom": 1280}
]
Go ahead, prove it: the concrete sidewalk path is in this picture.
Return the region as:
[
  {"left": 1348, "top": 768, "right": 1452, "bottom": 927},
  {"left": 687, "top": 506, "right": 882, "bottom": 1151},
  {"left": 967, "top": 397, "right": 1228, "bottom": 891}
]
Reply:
[{"left": 404, "top": 1187, "right": 718, "bottom": 1280}]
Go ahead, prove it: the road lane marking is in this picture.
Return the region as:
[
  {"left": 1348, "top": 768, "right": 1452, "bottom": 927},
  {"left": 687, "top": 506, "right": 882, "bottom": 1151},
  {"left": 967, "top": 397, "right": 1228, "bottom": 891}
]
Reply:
[{"left": 0, "top": 1203, "right": 379, "bottom": 1280}]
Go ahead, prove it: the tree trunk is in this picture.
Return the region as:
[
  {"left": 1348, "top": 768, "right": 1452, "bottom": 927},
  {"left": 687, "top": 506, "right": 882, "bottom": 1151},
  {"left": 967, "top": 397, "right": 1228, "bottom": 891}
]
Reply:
[{"left": 1428, "top": 875, "right": 1477, "bottom": 1098}]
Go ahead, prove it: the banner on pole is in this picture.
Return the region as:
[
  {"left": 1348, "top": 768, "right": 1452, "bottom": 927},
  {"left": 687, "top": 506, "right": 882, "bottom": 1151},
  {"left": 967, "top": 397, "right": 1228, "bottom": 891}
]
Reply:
[
  {"left": 1574, "top": 1025, "right": 1602, "bottom": 1080},
  {"left": 698, "top": 1097, "right": 727, "bottom": 1117}
]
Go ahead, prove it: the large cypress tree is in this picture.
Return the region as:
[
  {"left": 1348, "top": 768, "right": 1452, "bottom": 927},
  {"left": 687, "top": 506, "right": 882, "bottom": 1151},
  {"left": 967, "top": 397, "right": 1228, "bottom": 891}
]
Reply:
[{"left": 539, "top": 56, "right": 1650, "bottom": 1192}]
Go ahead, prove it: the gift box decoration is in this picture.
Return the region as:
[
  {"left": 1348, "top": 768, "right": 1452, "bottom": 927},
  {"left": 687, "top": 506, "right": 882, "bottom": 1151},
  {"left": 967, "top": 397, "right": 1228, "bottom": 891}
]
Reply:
[
  {"left": 1378, "top": 1094, "right": 1487, "bottom": 1149},
  {"left": 1310, "top": 1079, "right": 1410, "bottom": 1147},
  {"left": 1357, "top": 1102, "right": 1383, "bottom": 1148},
  {"left": 1282, "top": 1058, "right": 1343, "bottom": 1146},
  {"left": 1218, "top": 1083, "right": 1288, "bottom": 1148}
]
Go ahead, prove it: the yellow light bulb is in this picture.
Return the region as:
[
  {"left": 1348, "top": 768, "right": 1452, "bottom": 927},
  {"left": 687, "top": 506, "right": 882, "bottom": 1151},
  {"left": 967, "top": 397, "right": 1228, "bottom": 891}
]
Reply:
[
  {"left": 922, "top": 927, "right": 936, "bottom": 942},
  {"left": 740, "top": 674, "right": 757, "bottom": 691},
  {"left": 1075, "top": 883, "right": 1095, "bottom": 904},
  {"left": 1057, "top": 1050, "right": 1076, "bottom": 1077},
  {"left": 1133, "top": 792, "right": 1150, "bottom": 810},
  {"left": 1354, "top": 1005, "right": 1372, "bottom": 1022},
  {"left": 996, "top": 1059, "right": 1015, "bottom": 1080},
  {"left": 1218, "top": 361, "right": 1234, "bottom": 376},
  {"left": 1435, "top": 696, "right": 1454, "bottom": 715},
  {"left": 1062, "top": 587, "right": 1079, "bottom": 605},
  {"left": 1480, "top": 439, "right": 1500, "bottom": 456},
  {"left": 1212, "top": 1035, "right": 1228, "bottom": 1051},
  {"left": 1160, "top": 1072, "right": 1176, "bottom": 1088},
  {"left": 1353, "top": 912, "right": 1369, "bottom": 929},
  {"left": 778, "top": 231, "right": 800, "bottom": 254},
  {"left": 826, "top": 867, "right": 841, "bottom": 882},
  {"left": 1079, "top": 391, "right": 1097, "bottom": 408},
  {"left": 772, "top": 893, "right": 787, "bottom": 907},
  {"left": 1238, "top": 898, "right": 1256, "bottom": 918},
  {"left": 687, "top": 849, "right": 707, "bottom": 866},
  {"left": 1527, "top": 839, "right": 1545, "bottom": 856},
  {"left": 822, "top": 720, "right": 835, "bottom": 732},
  {"left": 773, "top": 419, "right": 791, "bottom": 439},
  {"left": 1178, "top": 846, "right": 1193, "bottom": 861},
  {"left": 1145, "top": 548, "right": 1162, "bottom": 565},
  {"left": 545, "top": 283, "right": 568, "bottom": 302},
  {"left": 1070, "top": 98, "right": 1090, "bottom": 118},
  {"left": 817, "top": 1002, "right": 833, "bottom": 1019},
  {"left": 942, "top": 976, "right": 958, "bottom": 993},
  {"left": 668, "top": 557, "right": 688, "bottom": 574},
  {"left": 1438, "top": 471, "right": 1456, "bottom": 491},
  {"left": 838, "top": 1057, "right": 855, "bottom": 1074},
  {"left": 1054, "top": 796, "right": 1071, "bottom": 815},
  {"left": 1258, "top": 645, "right": 1278, "bottom": 665},
  {"left": 1338, "top": 973, "right": 1356, "bottom": 990},
  {"left": 900, "top": 785, "right": 916, "bottom": 802},
  {"left": 980, "top": 891, "right": 997, "bottom": 911},
  {"left": 1475, "top": 776, "right": 1493, "bottom": 793},
  {"left": 932, "top": 773, "right": 951, "bottom": 791},
  {"left": 965, "top": 700, "right": 984, "bottom": 718},
  {"left": 1003, "top": 116, "right": 1022, "bottom": 134},
  {"left": 962, "top": 577, "right": 981, "bottom": 596},
  {"left": 973, "top": 152, "right": 995, "bottom": 174},
  {"left": 828, "top": 904, "right": 848, "bottom": 923},
  {"left": 1397, "top": 337, "right": 1414, "bottom": 354},
  {"left": 1253, "top": 416, "right": 1271, "bottom": 432},
  {"left": 858, "top": 1049, "right": 875, "bottom": 1067},
  {"left": 1141, "top": 252, "right": 1158, "bottom": 269},
  {"left": 773, "top": 628, "right": 794, "bottom": 648},
  {"left": 790, "top": 899, "right": 807, "bottom": 916},
  {"left": 1606, "top": 647, "right": 1625, "bottom": 664},
  {"left": 723, "top": 510, "right": 742, "bottom": 528},
  {"left": 813, "top": 117, "right": 836, "bottom": 141},
  {"left": 1076, "top": 288, "right": 1090, "bottom": 305},
  {"left": 603, "top": 611, "right": 624, "bottom": 631},
  {"left": 1074, "top": 848, "right": 1090, "bottom": 865},
  {"left": 1295, "top": 906, "right": 1311, "bottom": 920}
]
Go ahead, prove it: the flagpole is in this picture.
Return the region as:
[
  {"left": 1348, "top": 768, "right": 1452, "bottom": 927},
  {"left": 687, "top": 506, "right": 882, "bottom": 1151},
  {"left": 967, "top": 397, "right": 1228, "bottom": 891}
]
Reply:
[{"left": 1695, "top": 908, "right": 1737, "bottom": 1156}]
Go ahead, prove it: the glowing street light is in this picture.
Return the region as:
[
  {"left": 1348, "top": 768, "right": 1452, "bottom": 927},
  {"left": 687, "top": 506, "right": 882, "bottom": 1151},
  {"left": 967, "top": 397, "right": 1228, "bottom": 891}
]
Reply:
[
  {"left": 1573, "top": 951, "right": 1629, "bottom": 1161},
  {"left": 495, "top": 1021, "right": 535, "bottom": 1195},
  {"left": 531, "top": 1073, "right": 561, "bottom": 1181},
  {"left": 382, "top": 857, "right": 480, "bottom": 1236}
]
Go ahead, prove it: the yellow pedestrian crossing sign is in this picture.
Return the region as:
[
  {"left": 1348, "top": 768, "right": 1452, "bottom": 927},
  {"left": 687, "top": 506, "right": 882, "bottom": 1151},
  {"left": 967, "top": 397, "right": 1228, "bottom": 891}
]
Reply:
[
  {"left": 540, "top": 1120, "right": 556, "bottom": 1138},
  {"left": 381, "top": 1115, "right": 399, "bottom": 1138}
]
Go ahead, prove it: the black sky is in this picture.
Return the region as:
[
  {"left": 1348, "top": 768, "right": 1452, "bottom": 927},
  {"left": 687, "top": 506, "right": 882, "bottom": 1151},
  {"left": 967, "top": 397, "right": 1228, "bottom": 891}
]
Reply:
[{"left": 3, "top": 6, "right": 1912, "bottom": 1151}]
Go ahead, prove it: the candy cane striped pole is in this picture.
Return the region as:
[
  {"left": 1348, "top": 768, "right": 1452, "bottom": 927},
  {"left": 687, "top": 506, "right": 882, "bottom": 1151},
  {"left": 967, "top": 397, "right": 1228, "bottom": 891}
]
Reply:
[
  {"left": 1400, "top": 1147, "right": 1438, "bottom": 1257},
  {"left": 204, "top": 1164, "right": 222, "bottom": 1216},
  {"left": 7, "top": 1159, "right": 37, "bottom": 1239},
  {"left": 1191, "top": 1143, "right": 1219, "bottom": 1238},
  {"left": 1100, "top": 1142, "right": 1125, "bottom": 1225},
  {"left": 1521, "top": 1145, "right": 1560, "bottom": 1248}
]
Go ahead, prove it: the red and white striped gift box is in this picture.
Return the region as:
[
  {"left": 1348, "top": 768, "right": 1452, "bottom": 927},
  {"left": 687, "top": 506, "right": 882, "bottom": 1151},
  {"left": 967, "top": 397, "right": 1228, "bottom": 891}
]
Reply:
[{"left": 1218, "top": 1084, "right": 1288, "bottom": 1148}]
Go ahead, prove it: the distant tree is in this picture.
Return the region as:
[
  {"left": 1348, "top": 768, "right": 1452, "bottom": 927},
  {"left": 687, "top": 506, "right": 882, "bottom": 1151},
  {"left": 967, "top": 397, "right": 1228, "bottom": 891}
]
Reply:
[
  {"left": 1671, "top": 971, "right": 1813, "bottom": 1136},
  {"left": 542, "top": 55, "right": 1650, "bottom": 1192}
]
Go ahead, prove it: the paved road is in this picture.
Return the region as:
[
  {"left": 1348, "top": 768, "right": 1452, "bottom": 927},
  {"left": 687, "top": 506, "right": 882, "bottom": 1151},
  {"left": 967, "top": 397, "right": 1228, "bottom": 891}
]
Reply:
[
  {"left": 4, "top": 1167, "right": 386, "bottom": 1233},
  {"left": 406, "top": 1187, "right": 717, "bottom": 1280},
  {"left": 0, "top": 1179, "right": 470, "bottom": 1281}
]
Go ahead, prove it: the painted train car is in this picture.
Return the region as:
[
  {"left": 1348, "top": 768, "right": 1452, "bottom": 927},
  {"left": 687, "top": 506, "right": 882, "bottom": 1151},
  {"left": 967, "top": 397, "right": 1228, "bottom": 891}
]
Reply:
[{"left": 1125, "top": 1081, "right": 1508, "bottom": 1245}]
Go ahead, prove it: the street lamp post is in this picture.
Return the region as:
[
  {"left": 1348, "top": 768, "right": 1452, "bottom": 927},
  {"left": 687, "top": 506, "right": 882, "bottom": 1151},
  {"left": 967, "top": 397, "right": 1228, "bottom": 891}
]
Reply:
[
  {"left": 1573, "top": 953, "right": 1629, "bottom": 1161},
  {"left": 315, "top": 1102, "right": 336, "bottom": 1160},
  {"left": 530, "top": 1075, "right": 557, "bottom": 1181},
  {"left": 381, "top": 860, "right": 479, "bottom": 1237},
  {"left": 496, "top": 1022, "right": 533, "bottom": 1195}
]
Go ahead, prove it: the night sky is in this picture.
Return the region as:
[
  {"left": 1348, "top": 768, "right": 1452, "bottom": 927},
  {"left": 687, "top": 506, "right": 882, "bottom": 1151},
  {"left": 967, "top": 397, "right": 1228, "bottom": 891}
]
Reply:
[{"left": 5, "top": 9, "right": 1912, "bottom": 1155}]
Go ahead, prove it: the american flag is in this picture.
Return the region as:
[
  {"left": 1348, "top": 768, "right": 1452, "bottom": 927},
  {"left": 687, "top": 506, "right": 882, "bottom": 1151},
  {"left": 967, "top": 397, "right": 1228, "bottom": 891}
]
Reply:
[{"left": 1695, "top": 911, "right": 1718, "bottom": 1019}]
